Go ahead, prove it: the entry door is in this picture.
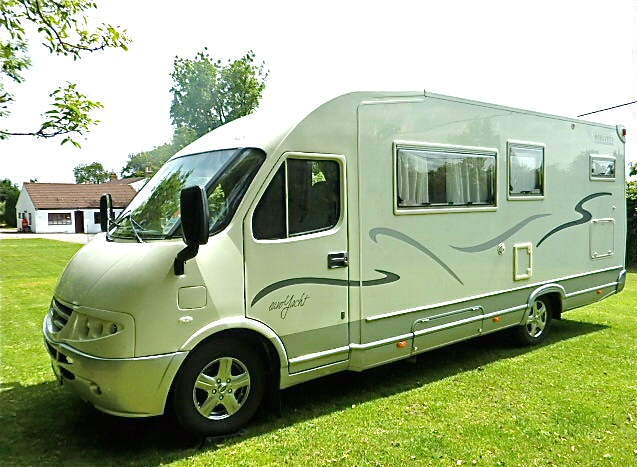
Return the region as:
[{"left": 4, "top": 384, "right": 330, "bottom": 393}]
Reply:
[
  {"left": 244, "top": 153, "right": 349, "bottom": 373},
  {"left": 74, "top": 211, "right": 84, "bottom": 233}
]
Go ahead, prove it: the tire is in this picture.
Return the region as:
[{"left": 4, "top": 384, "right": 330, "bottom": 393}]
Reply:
[
  {"left": 171, "top": 336, "right": 266, "bottom": 436},
  {"left": 512, "top": 296, "right": 553, "bottom": 345}
]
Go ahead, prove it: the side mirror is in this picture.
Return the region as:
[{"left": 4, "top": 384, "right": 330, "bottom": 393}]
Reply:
[
  {"left": 99, "top": 193, "right": 114, "bottom": 232},
  {"left": 174, "top": 186, "right": 209, "bottom": 275}
]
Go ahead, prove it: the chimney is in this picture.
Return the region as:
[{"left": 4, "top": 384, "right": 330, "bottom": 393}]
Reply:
[{"left": 109, "top": 173, "right": 118, "bottom": 180}]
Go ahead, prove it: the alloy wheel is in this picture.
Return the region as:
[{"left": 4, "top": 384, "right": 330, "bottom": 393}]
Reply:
[{"left": 192, "top": 357, "right": 251, "bottom": 420}]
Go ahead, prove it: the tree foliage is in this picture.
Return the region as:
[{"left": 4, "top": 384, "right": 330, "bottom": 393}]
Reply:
[
  {"left": 0, "top": 178, "right": 19, "bottom": 226},
  {"left": 0, "top": 0, "right": 130, "bottom": 146},
  {"left": 73, "top": 161, "right": 110, "bottom": 183},
  {"left": 121, "top": 126, "right": 197, "bottom": 178},
  {"left": 170, "top": 49, "right": 267, "bottom": 137},
  {"left": 121, "top": 50, "right": 267, "bottom": 178}
]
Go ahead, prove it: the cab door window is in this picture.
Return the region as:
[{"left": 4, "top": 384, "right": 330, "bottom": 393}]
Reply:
[{"left": 253, "top": 158, "right": 340, "bottom": 240}]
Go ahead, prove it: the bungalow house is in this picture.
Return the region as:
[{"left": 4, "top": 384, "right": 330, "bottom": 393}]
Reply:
[{"left": 15, "top": 178, "right": 144, "bottom": 234}]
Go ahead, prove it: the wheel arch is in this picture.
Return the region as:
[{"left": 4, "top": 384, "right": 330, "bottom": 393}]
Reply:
[
  {"left": 179, "top": 317, "right": 288, "bottom": 370},
  {"left": 526, "top": 284, "right": 565, "bottom": 320},
  {"left": 163, "top": 318, "right": 287, "bottom": 416}
]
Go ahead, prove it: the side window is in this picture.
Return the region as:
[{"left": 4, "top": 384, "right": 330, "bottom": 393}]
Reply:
[
  {"left": 590, "top": 155, "right": 616, "bottom": 180},
  {"left": 48, "top": 213, "right": 72, "bottom": 225},
  {"left": 253, "top": 165, "right": 286, "bottom": 240},
  {"left": 396, "top": 147, "right": 496, "bottom": 209},
  {"left": 253, "top": 158, "right": 341, "bottom": 240},
  {"left": 508, "top": 144, "right": 544, "bottom": 198}
]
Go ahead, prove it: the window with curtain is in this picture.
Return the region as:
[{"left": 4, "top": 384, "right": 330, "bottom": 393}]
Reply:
[
  {"left": 396, "top": 148, "right": 496, "bottom": 209},
  {"left": 509, "top": 144, "right": 544, "bottom": 196},
  {"left": 590, "top": 155, "right": 615, "bottom": 180}
]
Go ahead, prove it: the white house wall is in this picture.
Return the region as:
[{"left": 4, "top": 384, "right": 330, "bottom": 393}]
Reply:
[
  {"left": 15, "top": 190, "right": 37, "bottom": 231},
  {"left": 16, "top": 199, "right": 123, "bottom": 234}
]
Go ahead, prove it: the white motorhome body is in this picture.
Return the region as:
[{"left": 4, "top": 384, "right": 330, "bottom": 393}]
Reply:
[{"left": 43, "top": 91, "right": 627, "bottom": 434}]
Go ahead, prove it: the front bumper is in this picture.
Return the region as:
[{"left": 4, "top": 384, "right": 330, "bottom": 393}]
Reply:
[{"left": 44, "top": 330, "right": 187, "bottom": 417}]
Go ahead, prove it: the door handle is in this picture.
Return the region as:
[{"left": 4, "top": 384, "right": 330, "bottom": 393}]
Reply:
[{"left": 327, "top": 252, "right": 349, "bottom": 269}]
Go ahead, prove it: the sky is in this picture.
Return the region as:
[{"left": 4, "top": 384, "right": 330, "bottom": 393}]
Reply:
[{"left": 1, "top": 0, "right": 636, "bottom": 185}]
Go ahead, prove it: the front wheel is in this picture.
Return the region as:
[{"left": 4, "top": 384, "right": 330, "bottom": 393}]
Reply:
[
  {"left": 172, "top": 337, "right": 266, "bottom": 436},
  {"left": 512, "top": 297, "right": 553, "bottom": 345}
]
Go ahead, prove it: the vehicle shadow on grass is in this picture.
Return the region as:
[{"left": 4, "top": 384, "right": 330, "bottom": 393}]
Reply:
[{"left": 0, "top": 318, "right": 607, "bottom": 466}]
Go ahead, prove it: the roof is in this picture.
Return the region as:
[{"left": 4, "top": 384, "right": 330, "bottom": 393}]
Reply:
[
  {"left": 23, "top": 183, "right": 136, "bottom": 209},
  {"left": 103, "top": 177, "right": 145, "bottom": 185},
  {"left": 171, "top": 91, "right": 618, "bottom": 161}
]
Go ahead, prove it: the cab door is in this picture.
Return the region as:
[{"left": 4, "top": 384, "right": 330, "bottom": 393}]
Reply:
[{"left": 244, "top": 153, "right": 349, "bottom": 373}]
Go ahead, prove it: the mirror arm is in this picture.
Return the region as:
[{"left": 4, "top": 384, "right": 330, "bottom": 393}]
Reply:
[{"left": 174, "top": 243, "right": 200, "bottom": 275}]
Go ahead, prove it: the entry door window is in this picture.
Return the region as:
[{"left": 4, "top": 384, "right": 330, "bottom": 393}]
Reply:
[{"left": 253, "top": 159, "right": 341, "bottom": 240}]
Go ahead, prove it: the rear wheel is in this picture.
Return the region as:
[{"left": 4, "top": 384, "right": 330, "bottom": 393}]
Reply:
[
  {"left": 512, "top": 296, "right": 552, "bottom": 345},
  {"left": 172, "top": 337, "right": 266, "bottom": 436}
]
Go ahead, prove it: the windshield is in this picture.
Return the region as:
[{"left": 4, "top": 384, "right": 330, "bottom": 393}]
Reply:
[{"left": 110, "top": 148, "right": 265, "bottom": 240}]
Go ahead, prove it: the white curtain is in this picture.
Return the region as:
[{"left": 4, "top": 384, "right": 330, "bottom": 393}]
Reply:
[
  {"left": 511, "top": 156, "right": 537, "bottom": 193},
  {"left": 398, "top": 149, "right": 492, "bottom": 206},
  {"left": 446, "top": 156, "right": 490, "bottom": 204},
  {"left": 397, "top": 150, "right": 429, "bottom": 205}
]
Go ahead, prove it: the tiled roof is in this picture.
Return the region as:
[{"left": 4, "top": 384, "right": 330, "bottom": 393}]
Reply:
[
  {"left": 103, "top": 176, "right": 146, "bottom": 185},
  {"left": 23, "top": 183, "right": 136, "bottom": 209}
]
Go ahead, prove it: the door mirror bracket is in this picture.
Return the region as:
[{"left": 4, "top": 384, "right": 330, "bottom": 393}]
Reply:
[{"left": 174, "top": 186, "right": 209, "bottom": 275}]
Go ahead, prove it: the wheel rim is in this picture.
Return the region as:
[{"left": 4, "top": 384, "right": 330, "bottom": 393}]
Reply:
[
  {"left": 192, "top": 357, "right": 251, "bottom": 420},
  {"left": 526, "top": 300, "right": 548, "bottom": 338}
]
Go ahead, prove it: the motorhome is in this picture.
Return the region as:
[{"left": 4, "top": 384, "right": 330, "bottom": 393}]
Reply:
[{"left": 43, "top": 91, "right": 627, "bottom": 435}]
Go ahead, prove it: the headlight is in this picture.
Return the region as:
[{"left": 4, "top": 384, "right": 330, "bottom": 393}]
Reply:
[{"left": 75, "top": 313, "right": 122, "bottom": 340}]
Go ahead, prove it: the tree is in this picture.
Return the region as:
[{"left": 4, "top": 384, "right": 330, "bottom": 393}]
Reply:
[
  {"left": 170, "top": 49, "right": 267, "bottom": 138},
  {"left": 1, "top": 0, "right": 130, "bottom": 146},
  {"left": 0, "top": 179, "right": 20, "bottom": 227},
  {"left": 73, "top": 161, "right": 110, "bottom": 183},
  {"left": 120, "top": 50, "right": 266, "bottom": 178},
  {"left": 121, "top": 126, "right": 197, "bottom": 177}
]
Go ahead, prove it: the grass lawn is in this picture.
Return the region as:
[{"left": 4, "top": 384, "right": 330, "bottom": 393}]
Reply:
[{"left": 1, "top": 238, "right": 635, "bottom": 466}]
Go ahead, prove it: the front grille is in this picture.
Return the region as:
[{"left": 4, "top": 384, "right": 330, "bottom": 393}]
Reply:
[{"left": 50, "top": 299, "right": 73, "bottom": 332}]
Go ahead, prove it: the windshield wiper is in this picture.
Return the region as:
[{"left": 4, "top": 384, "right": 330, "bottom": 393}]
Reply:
[{"left": 107, "top": 212, "right": 144, "bottom": 243}]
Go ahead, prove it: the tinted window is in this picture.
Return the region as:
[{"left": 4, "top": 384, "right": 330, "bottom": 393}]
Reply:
[
  {"left": 253, "top": 159, "right": 340, "bottom": 239},
  {"left": 253, "top": 166, "right": 285, "bottom": 239},
  {"left": 288, "top": 159, "right": 340, "bottom": 236}
]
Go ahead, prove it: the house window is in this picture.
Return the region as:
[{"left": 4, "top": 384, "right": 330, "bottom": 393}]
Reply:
[
  {"left": 253, "top": 158, "right": 341, "bottom": 240},
  {"left": 396, "top": 147, "right": 496, "bottom": 209},
  {"left": 508, "top": 144, "right": 544, "bottom": 198},
  {"left": 590, "top": 155, "right": 616, "bottom": 180},
  {"left": 48, "top": 213, "right": 72, "bottom": 225},
  {"left": 94, "top": 212, "right": 101, "bottom": 224}
]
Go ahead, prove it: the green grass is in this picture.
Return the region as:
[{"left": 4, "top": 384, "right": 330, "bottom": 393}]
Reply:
[{"left": 1, "top": 239, "right": 635, "bottom": 466}]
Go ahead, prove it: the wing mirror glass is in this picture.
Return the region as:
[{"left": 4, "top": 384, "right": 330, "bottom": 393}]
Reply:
[
  {"left": 174, "top": 185, "right": 209, "bottom": 275},
  {"left": 99, "top": 193, "right": 113, "bottom": 232}
]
